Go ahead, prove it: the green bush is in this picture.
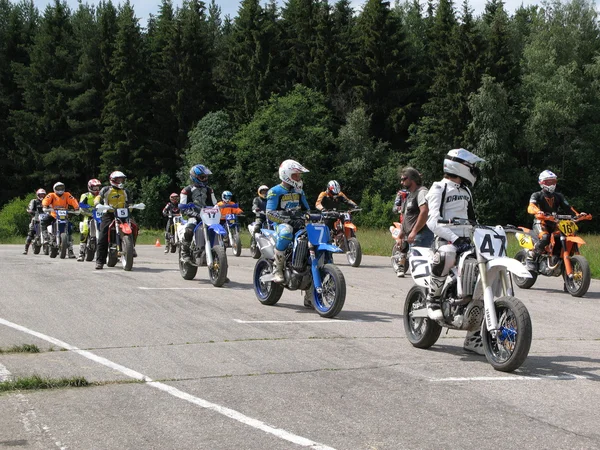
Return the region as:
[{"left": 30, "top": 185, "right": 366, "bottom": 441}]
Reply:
[
  {"left": 138, "top": 174, "right": 172, "bottom": 229},
  {"left": 0, "top": 197, "right": 31, "bottom": 239},
  {"left": 354, "top": 190, "right": 396, "bottom": 229}
]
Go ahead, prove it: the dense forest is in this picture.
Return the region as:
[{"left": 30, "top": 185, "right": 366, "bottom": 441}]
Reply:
[{"left": 1, "top": 0, "right": 599, "bottom": 230}]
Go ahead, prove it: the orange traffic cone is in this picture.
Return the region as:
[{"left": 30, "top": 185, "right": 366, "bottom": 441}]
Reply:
[{"left": 155, "top": 239, "right": 161, "bottom": 247}]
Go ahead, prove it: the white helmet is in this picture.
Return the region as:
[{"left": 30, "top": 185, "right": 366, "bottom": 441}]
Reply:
[
  {"left": 110, "top": 171, "right": 126, "bottom": 189},
  {"left": 327, "top": 180, "right": 341, "bottom": 195},
  {"left": 53, "top": 182, "right": 65, "bottom": 196},
  {"left": 279, "top": 159, "right": 309, "bottom": 190},
  {"left": 443, "top": 148, "right": 485, "bottom": 187},
  {"left": 538, "top": 170, "right": 557, "bottom": 193},
  {"left": 257, "top": 185, "right": 269, "bottom": 199}
]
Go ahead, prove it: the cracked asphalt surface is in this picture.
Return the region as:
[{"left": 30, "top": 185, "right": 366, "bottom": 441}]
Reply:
[{"left": 1, "top": 244, "right": 599, "bottom": 449}]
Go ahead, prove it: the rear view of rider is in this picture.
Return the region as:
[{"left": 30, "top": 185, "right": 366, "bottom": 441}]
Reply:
[
  {"left": 23, "top": 189, "right": 46, "bottom": 255},
  {"left": 77, "top": 179, "right": 102, "bottom": 261},
  {"left": 315, "top": 180, "right": 358, "bottom": 232},
  {"left": 179, "top": 164, "right": 217, "bottom": 264},
  {"left": 41, "top": 182, "right": 80, "bottom": 258},
  {"left": 94, "top": 171, "right": 136, "bottom": 269},
  {"left": 162, "top": 193, "right": 181, "bottom": 253},
  {"left": 425, "top": 149, "right": 485, "bottom": 353},
  {"left": 266, "top": 159, "right": 310, "bottom": 284},
  {"left": 252, "top": 185, "right": 269, "bottom": 235},
  {"left": 526, "top": 170, "right": 584, "bottom": 269}
]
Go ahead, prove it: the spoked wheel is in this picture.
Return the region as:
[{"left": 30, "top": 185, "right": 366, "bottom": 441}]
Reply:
[
  {"left": 232, "top": 230, "right": 242, "bottom": 257},
  {"left": 564, "top": 255, "right": 591, "bottom": 297},
  {"left": 346, "top": 237, "right": 362, "bottom": 267},
  {"left": 513, "top": 250, "right": 537, "bottom": 289},
  {"left": 311, "top": 264, "right": 346, "bottom": 318},
  {"left": 253, "top": 258, "right": 284, "bottom": 305},
  {"left": 403, "top": 285, "right": 442, "bottom": 348},
  {"left": 179, "top": 246, "right": 198, "bottom": 280},
  {"left": 121, "top": 235, "right": 134, "bottom": 271},
  {"left": 209, "top": 246, "right": 228, "bottom": 287},
  {"left": 59, "top": 232, "right": 68, "bottom": 259},
  {"left": 250, "top": 237, "right": 261, "bottom": 259},
  {"left": 481, "top": 296, "right": 532, "bottom": 372}
]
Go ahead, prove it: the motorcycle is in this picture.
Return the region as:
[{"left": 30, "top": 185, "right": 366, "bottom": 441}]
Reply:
[
  {"left": 222, "top": 207, "right": 243, "bottom": 257},
  {"left": 31, "top": 211, "right": 44, "bottom": 255},
  {"left": 165, "top": 214, "right": 182, "bottom": 254},
  {"left": 389, "top": 221, "right": 408, "bottom": 275},
  {"left": 513, "top": 213, "right": 593, "bottom": 297},
  {"left": 253, "top": 214, "right": 346, "bottom": 318},
  {"left": 178, "top": 204, "right": 228, "bottom": 287},
  {"left": 248, "top": 221, "right": 273, "bottom": 260},
  {"left": 43, "top": 207, "right": 80, "bottom": 259},
  {"left": 322, "top": 209, "right": 362, "bottom": 267},
  {"left": 96, "top": 203, "right": 145, "bottom": 271},
  {"left": 78, "top": 203, "right": 102, "bottom": 262},
  {"left": 404, "top": 219, "right": 533, "bottom": 372}
]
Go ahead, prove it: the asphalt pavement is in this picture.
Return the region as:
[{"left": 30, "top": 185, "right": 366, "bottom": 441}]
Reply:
[{"left": 1, "top": 244, "right": 599, "bottom": 450}]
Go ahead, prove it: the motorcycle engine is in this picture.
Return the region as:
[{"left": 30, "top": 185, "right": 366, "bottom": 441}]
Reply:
[{"left": 539, "top": 257, "right": 562, "bottom": 277}]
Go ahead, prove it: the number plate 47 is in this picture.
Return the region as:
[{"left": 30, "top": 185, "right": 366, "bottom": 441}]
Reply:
[{"left": 473, "top": 227, "right": 507, "bottom": 259}]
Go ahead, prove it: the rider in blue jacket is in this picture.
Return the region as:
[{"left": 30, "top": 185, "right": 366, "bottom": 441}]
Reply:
[{"left": 266, "top": 159, "right": 310, "bottom": 283}]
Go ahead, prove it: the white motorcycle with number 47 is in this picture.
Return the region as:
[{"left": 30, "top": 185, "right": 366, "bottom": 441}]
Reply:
[{"left": 404, "top": 219, "right": 533, "bottom": 372}]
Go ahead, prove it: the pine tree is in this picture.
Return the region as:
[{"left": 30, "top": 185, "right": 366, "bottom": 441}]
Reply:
[{"left": 280, "top": 0, "right": 317, "bottom": 88}]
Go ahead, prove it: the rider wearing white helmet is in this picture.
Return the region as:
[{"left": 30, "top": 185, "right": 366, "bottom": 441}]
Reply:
[
  {"left": 266, "top": 160, "right": 311, "bottom": 283},
  {"left": 252, "top": 185, "right": 270, "bottom": 234},
  {"left": 526, "top": 170, "right": 583, "bottom": 267},
  {"left": 425, "top": 148, "right": 485, "bottom": 353},
  {"left": 23, "top": 189, "right": 47, "bottom": 255}
]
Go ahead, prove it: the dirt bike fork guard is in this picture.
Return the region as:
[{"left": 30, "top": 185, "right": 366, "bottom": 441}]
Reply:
[
  {"left": 309, "top": 247, "right": 323, "bottom": 294},
  {"left": 560, "top": 235, "right": 574, "bottom": 276}
]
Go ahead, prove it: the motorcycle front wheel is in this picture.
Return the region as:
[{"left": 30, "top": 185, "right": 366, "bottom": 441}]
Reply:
[
  {"left": 33, "top": 241, "right": 41, "bottom": 255},
  {"left": 179, "top": 246, "right": 198, "bottom": 280},
  {"left": 513, "top": 250, "right": 537, "bottom": 289},
  {"left": 85, "top": 238, "right": 96, "bottom": 262},
  {"left": 107, "top": 248, "right": 118, "bottom": 267},
  {"left": 346, "top": 237, "right": 362, "bottom": 267},
  {"left": 250, "top": 237, "right": 261, "bottom": 259},
  {"left": 481, "top": 296, "right": 532, "bottom": 372},
  {"left": 403, "top": 285, "right": 442, "bottom": 348},
  {"left": 49, "top": 245, "right": 58, "bottom": 258},
  {"left": 121, "top": 235, "right": 134, "bottom": 271},
  {"left": 59, "top": 232, "right": 68, "bottom": 259},
  {"left": 232, "top": 229, "right": 242, "bottom": 257},
  {"left": 209, "top": 245, "right": 228, "bottom": 287},
  {"left": 253, "top": 258, "right": 283, "bottom": 305},
  {"left": 564, "top": 255, "right": 591, "bottom": 297},
  {"left": 169, "top": 236, "right": 177, "bottom": 253},
  {"left": 312, "top": 263, "right": 346, "bottom": 318}
]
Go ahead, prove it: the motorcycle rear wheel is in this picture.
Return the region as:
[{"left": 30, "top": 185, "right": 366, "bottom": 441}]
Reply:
[
  {"left": 59, "top": 233, "right": 68, "bottom": 259},
  {"left": 346, "top": 237, "right": 362, "bottom": 267},
  {"left": 253, "top": 258, "right": 283, "bottom": 305},
  {"left": 121, "top": 235, "right": 134, "bottom": 271},
  {"left": 403, "top": 285, "right": 442, "bottom": 348},
  {"left": 513, "top": 250, "right": 537, "bottom": 289},
  {"left": 564, "top": 255, "right": 591, "bottom": 297},
  {"left": 481, "top": 296, "right": 532, "bottom": 372},
  {"left": 209, "top": 246, "right": 228, "bottom": 287},
  {"left": 312, "top": 263, "right": 346, "bottom": 318},
  {"left": 179, "top": 246, "right": 198, "bottom": 280}
]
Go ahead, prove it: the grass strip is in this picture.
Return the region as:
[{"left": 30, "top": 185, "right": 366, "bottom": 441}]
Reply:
[
  {"left": 0, "top": 344, "right": 40, "bottom": 354},
  {"left": 0, "top": 375, "right": 89, "bottom": 392}
]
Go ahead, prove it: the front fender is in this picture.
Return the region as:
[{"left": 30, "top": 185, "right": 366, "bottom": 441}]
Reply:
[
  {"left": 487, "top": 256, "right": 531, "bottom": 279},
  {"left": 566, "top": 236, "right": 586, "bottom": 245},
  {"left": 119, "top": 222, "right": 133, "bottom": 235},
  {"left": 317, "top": 243, "right": 343, "bottom": 253},
  {"left": 209, "top": 223, "right": 227, "bottom": 235}
]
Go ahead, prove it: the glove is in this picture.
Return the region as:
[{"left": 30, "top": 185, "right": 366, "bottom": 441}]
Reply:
[
  {"left": 535, "top": 211, "right": 548, "bottom": 220},
  {"left": 453, "top": 237, "right": 471, "bottom": 254},
  {"left": 290, "top": 219, "right": 305, "bottom": 229}
]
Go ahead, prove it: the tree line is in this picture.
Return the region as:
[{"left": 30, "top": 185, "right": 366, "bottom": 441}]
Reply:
[{"left": 1, "top": 0, "right": 599, "bottom": 231}]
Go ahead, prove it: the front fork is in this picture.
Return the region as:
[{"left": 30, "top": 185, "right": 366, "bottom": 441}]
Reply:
[
  {"left": 203, "top": 225, "right": 214, "bottom": 267},
  {"left": 561, "top": 236, "right": 574, "bottom": 276},
  {"left": 309, "top": 246, "right": 323, "bottom": 293},
  {"left": 479, "top": 260, "right": 499, "bottom": 334}
]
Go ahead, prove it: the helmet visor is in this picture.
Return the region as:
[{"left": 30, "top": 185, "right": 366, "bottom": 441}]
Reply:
[{"left": 540, "top": 179, "right": 557, "bottom": 187}]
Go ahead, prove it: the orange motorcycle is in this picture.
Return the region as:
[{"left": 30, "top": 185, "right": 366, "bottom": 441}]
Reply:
[
  {"left": 513, "top": 213, "right": 593, "bottom": 297},
  {"left": 321, "top": 209, "right": 362, "bottom": 267}
]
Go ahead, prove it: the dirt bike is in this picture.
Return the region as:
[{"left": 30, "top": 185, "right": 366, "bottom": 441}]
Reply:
[
  {"left": 96, "top": 203, "right": 145, "bottom": 271},
  {"left": 78, "top": 203, "right": 102, "bottom": 262},
  {"left": 165, "top": 214, "right": 182, "bottom": 254},
  {"left": 322, "top": 209, "right": 362, "bottom": 267},
  {"left": 43, "top": 207, "right": 79, "bottom": 259},
  {"left": 253, "top": 213, "right": 346, "bottom": 318},
  {"left": 404, "top": 219, "right": 533, "bottom": 372},
  {"left": 222, "top": 209, "right": 243, "bottom": 257},
  {"left": 178, "top": 205, "right": 228, "bottom": 287},
  {"left": 389, "top": 220, "right": 408, "bottom": 275},
  {"left": 31, "top": 211, "right": 44, "bottom": 255},
  {"left": 513, "top": 213, "right": 593, "bottom": 297},
  {"left": 248, "top": 220, "right": 272, "bottom": 260}
]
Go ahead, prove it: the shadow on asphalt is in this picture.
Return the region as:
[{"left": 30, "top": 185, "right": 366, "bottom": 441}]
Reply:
[
  {"left": 268, "top": 302, "right": 402, "bottom": 322},
  {"left": 520, "top": 286, "right": 600, "bottom": 299},
  {"left": 132, "top": 267, "right": 179, "bottom": 273}
]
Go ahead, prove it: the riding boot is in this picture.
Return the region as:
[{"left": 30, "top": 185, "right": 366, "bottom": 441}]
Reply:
[
  {"left": 68, "top": 244, "right": 76, "bottom": 259},
  {"left": 181, "top": 242, "right": 192, "bottom": 264},
  {"left": 272, "top": 250, "right": 285, "bottom": 283},
  {"left": 396, "top": 253, "right": 407, "bottom": 277},
  {"left": 77, "top": 243, "right": 86, "bottom": 262},
  {"left": 42, "top": 230, "right": 50, "bottom": 243},
  {"left": 426, "top": 275, "right": 445, "bottom": 320},
  {"left": 303, "top": 288, "right": 313, "bottom": 308},
  {"left": 23, "top": 243, "right": 30, "bottom": 255}
]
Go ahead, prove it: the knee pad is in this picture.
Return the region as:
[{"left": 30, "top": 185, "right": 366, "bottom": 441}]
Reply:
[
  {"left": 431, "top": 244, "right": 456, "bottom": 277},
  {"left": 184, "top": 227, "right": 194, "bottom": 242},
  {"left": 275, "top": 223, "right": 294, "bottom": 251}
]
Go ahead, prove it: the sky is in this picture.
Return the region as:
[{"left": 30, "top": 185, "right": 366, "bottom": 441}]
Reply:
[{"left": 30, "top": 0, "right": 545, "bottom": 27}]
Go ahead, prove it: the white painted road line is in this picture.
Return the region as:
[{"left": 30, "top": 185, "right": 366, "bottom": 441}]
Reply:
[
  {"left": 430, "top": 375, "right": 589, "bottom": 382},
  {"left": 234, "top": 319, "right": 345, "bottom": 324},
  {"left": 0, "top": 317, "right": 336, "bottom": 450},
  {"left": 138, "top": 287, "right": 245, "bottom": 290},
  {"left": 0, "top": 362, "right": 12, "bottom": 382}
]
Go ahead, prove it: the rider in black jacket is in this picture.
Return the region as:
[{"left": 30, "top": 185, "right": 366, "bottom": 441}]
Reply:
[
  {"left": 23, "top": 189, "right": 46, "bottom": 254},
  {"left": 251, "top": 185, "right": 269, "bottom": 234}
]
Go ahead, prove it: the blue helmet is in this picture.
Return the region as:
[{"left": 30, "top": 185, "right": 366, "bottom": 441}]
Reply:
[
  {"left": 189, "top": 164, "right": 212, "bottom": 187},
  {"left": 221, "top": 190, "right": 233, "bottom": 201}
]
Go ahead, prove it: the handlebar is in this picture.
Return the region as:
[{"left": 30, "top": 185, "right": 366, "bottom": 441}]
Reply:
[
  {"left": 43, "top": 207, "right": 80, "bottom": 215},
  {"left": 436, "top": 218, "right": 478, "bottom": 226}
]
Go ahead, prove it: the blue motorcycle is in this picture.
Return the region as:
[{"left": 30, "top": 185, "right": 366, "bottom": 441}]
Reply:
[
  {"left": 253, "top": 215, "right": 347, "bottom": 318},
  {"left": 79, "top": 203, "right": 103, "bottom": 262},
  {"left": 43, "top": 207, "right": 79, "bottom": 259},
  {"left": 178, "top": 204, "right": 229, "bottom": 287},
  {"left": 223, "top": 209, "right": 243, "bottom": 257}
]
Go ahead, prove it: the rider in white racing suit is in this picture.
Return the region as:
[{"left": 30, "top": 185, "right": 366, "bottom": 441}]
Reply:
[{"left": 425, "top": 148, "right": 485, "bottom": 353}]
